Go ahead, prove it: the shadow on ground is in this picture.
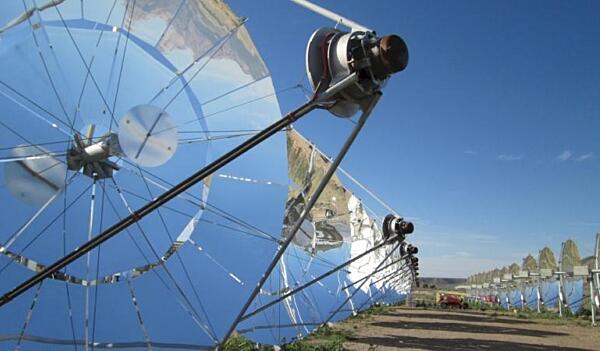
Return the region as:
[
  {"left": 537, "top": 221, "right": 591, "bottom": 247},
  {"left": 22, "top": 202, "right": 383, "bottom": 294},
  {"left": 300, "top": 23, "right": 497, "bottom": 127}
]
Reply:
[
  {"left": 350, "top": 335, "right": 589, "bottom": 351},
  {"left": 371, "top": 320, "right": 567, "bottom": 337},
  {"left": 381, "top": 309, "right": 534, "bottom": 325}
]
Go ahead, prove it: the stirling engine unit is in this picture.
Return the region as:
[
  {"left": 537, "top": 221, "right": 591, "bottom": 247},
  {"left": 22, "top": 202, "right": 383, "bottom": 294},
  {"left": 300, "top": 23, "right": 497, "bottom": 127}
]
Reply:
[
  {"left": 306, "top": 28, "right": 409, "bottom": 116},
  {"left": 382, "top": 214, "right": 414, "bottom": 240}
]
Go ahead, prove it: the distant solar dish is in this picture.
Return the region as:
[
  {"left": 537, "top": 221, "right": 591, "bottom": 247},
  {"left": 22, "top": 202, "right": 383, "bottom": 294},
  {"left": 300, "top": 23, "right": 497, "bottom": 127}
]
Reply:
[
  {"left": 118, "top": 105, "right": 177, "bottom": 167},
  {"left": 525, "top": 285, "right": 536, "bottom": 309},
  {"left": 559, "top": 240, "right": 584, "bottom": 314}
]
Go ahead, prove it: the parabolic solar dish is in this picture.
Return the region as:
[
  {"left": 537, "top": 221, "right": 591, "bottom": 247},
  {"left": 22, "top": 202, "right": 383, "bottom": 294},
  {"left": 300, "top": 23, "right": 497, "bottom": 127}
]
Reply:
[
  {"left": 0, "top": 0, "right": 289, "bottom": 349},
  {"left": 0, "top": 0, "right": 414, "bottom": 349},
  {"left": 525, "top": 285, "right": 537, "bottom": 309},
  {"left": 508, "top": 290, "right": 515, "bottom": 308},
  {"left": 563, "top": 277, "right": 584, "bottom": 314},
  {"left": 499, "top": 291, "right": 509, "bottom": 309},
  {"left": 538, "top": 247, "right": 558, "bottom": 309},
  {"left": 559, "top": 240, "right": 584, "bottom": 314},
  {"left": 541, "top": 280, "right": 559, "bottom": 309}
]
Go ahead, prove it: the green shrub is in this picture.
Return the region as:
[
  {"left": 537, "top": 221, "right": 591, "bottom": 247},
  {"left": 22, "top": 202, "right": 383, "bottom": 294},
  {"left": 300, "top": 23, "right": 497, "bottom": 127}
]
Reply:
[
  {"left": 283, "top": 325, "right": 351, "bottom": 351},
  {"left": 222, "top": 334, "right": 257, "bottom": 351}
]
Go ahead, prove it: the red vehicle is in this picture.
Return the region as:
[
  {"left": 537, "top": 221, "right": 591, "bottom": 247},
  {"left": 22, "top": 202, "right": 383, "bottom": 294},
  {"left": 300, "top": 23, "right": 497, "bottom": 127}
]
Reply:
[
  {"left": 480, "top": 294, "right": 499, "bottom": 305},
  {"left": 438, "top": 293, "right": 467, "bottom": 309}
]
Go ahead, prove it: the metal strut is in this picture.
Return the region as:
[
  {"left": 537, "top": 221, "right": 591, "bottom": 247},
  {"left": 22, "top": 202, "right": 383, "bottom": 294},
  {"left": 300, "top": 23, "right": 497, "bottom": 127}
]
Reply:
[
  {"left": 242, "top": 238, "right": 392, "bottom": 322},
  {"left": 342, "top": 257, "right": 409, "bottom": 291},
  {"left": 356, "top": 272, "right": 407, "bottom": 311},
  {"left": 321, "top": 241, "right": 400, "bottom": 325},
  {"left": 219, "top": 92, "right": 382, "bottom": 348},
  {"left": 365, "top": 261, "right": 411, "bottom": 290}
]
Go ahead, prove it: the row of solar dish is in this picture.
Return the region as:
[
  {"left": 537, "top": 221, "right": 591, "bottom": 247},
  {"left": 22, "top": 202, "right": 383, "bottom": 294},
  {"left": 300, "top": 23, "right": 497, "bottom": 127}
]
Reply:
[
  {"left": 0, "top": 1, "right": 416, "bottom": 349},
  {"left": 465, "top": 235, "right": 600, "bottom": 320}
]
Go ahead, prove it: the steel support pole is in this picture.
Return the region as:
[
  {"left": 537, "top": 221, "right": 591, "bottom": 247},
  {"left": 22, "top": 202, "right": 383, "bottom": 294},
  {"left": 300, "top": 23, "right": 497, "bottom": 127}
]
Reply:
[
  {"left": 536, "top": 277, "right": 541, "bottom": 313},
  {"left": 536, "top": 286, "right": 541, "bottom": 313},
  {"left": 589, "top": 279, "right": 596, "bottom": 326},
  {"left": 558, "top": 278, "right": 563, "bottom": 317},
  {"left": 218, "top": 92, "right": 381, "bottom": 348}
]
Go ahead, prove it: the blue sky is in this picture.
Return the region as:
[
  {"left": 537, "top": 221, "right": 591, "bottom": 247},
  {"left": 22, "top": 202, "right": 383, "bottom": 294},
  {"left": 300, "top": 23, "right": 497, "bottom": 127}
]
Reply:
[{"left": 229, "top": 0, "right": 600, "bottom": 277}]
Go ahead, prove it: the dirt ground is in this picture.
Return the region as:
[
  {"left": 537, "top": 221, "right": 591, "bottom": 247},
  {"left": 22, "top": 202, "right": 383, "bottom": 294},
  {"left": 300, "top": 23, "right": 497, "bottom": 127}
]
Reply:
[{"left": 335, "top": 307, "right": 600, "bottom": 351}]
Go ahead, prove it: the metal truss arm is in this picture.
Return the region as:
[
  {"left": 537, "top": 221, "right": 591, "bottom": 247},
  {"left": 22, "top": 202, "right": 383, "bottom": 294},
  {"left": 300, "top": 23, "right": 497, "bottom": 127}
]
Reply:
[
  {"left": 242, "top": 239, "right": 391, "bottom": 322},
  {"left": 342, "top": 257, "right": 408, "bottom": 291},
  {"left": 322, "top": 241, "right": 400, "bottom": 325}
]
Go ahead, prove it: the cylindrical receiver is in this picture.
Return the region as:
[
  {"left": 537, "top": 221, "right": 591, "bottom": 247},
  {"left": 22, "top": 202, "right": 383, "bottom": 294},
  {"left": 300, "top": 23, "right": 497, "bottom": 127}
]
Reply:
[
  {"left": 372, "top": 35, "right": 409, "bottom": 80},
  {"left": 382, "top": 214, "right": 414, "bottom": 239},
  {"left": 83, "top": 142, "right": 110, "bottom": 162},
  {"left": 407, "top": 245, "right": 418, "bottom": 255}
]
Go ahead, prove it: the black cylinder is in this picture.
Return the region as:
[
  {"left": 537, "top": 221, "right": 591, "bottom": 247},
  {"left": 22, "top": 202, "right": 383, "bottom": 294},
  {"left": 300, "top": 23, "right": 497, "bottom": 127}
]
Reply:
[
  {"left": 382, "top": 214, "right": 414, "bottom": 239},
  {"left": 372, "top": 35, "right": 409, "bottom": 80},
  {"left": 407, "top": 245, "right": 418, "bottom": 255}
]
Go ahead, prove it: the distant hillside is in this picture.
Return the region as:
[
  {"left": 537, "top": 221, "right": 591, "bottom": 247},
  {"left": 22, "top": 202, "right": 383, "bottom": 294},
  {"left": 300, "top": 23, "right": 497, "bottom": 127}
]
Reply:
[{"left": 419, "top": 277, "right": 467, "bottom": 289}]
